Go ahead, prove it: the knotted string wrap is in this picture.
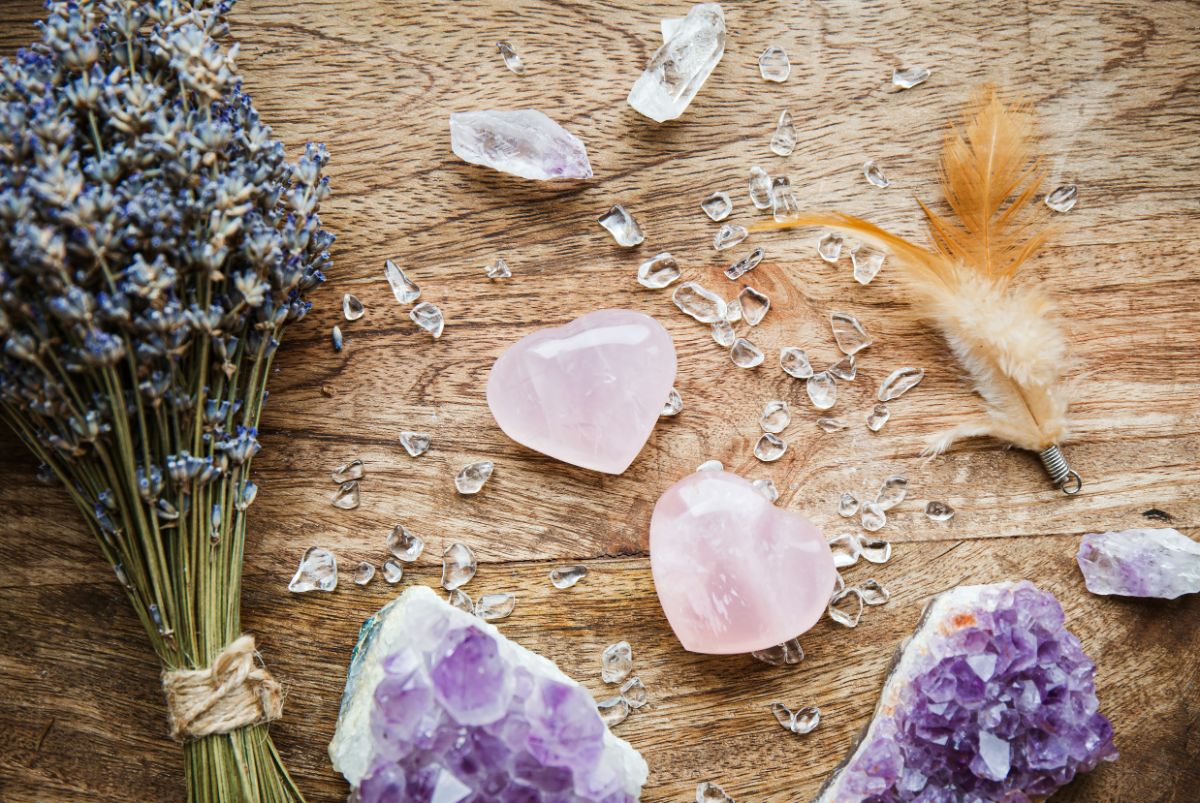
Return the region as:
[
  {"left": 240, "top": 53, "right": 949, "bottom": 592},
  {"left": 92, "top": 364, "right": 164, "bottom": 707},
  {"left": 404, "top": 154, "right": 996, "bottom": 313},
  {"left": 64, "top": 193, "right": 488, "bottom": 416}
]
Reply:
[{"left": 162, "top": 635, "right": 283, "bottom": 742}]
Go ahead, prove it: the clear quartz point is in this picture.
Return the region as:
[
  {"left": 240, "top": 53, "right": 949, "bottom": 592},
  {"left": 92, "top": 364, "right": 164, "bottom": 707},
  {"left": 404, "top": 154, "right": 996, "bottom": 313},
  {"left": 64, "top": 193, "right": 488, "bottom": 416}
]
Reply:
[
  {"left": 475, "top": 592, "right": 516, "bottom": 621},
  {"left": 828, "top": 532, "right": 861, "bottom": 568},
  {"left": 381, "top": 559, "right": 403, "bottom": 584},
  {"left": 858, "top": 534, "right": 893, "bottom": 564},
  {"left": 771, "top": 176, "right": 800, "bottom": 223},
  {"left": 838, "top": 491, "right": 859, "bottom": 518},
  {"left": 714, "top": 223, "right": 749, "bottom": 251},
  {"left": 485, "top": 257, "right": 512, "bottom": 279},
  {"left": 878, "top": 367, "right": 925, "bottom": 400},
  {"left": 860, "top": 502, "right": 887, "bottom": 532},
  {"left": 875, "top": 475, "right": 909, "bottom": 510},
  {"left": 331, "top": 459, "right": 364, "bottom": 483},
  {"left": 770, "top": 110, "right": 797, "bottom": 156},
  {"left": 450, "top": 110, "right": 592, "bottom": 180},
  {"left": 332, "top": 481, "right": 360, "bottom": 510},
  {"left": 496, "top": 40, "right": 525, "bottom": 74},
  {"left": 724, "top": 247, "right": 764, "bottom": 280},
  {"left": 817, "top": 416, "right": 848, "bottom": 433},
  {"left": 638, "top": 252, "right": 681, "bottom": 288},
  {"left": 831, "top": 312, "right": 872, "bottom": 355},
  {"left": 620, "top": 676, "right": 648, "bottom": 709},
  {"left": 761, "top": 400, "right": 791, "bottom": 433},
  {"left": 851, "top": 245, "right": 886, "bottom": 284},
  {"left": 399, "top": 431, "right": 432, "bottom": 457},
  {"left": 754, "top": 433, "right": 787, "bottom": 462},
  {"left": 780, "top": 347, "right": 814, "bottom": 379},
  {"left": 806, "top": 371, "right": 837, "bottom": 410},
  {"left": 828, "top": 354, "right": 857, "bottom": 381},
  {"left": 737, "top": 286, "right": 770, "bottom": 325},
  {"left": 701, "top": 191, "right": 733, "bottom": 221},
  {"left": 711, "top": 318, "right": 736, "bottom": 347},
  {"left": 696, "top": 459, "right": 725, "bottom": 472},
  {"left": 866, "top": 403, "right": 890, "bottom": 432},
  {"left": 601, "top": 641, "right": 633, "bottom": 683},
  {"left": 661, "top": 387, "right": 683, "bottom": 417},
  {"left": 818, "top": 232, "right": 843, "bottom": 263},
  {"left": 387, "top": 524, "right": 425, "bottom": 562},
  {"left": 342, "top": 293, "right": 364, "bottom": 321},
  {"left": 1045, "top": 184, "right": 1078, "bottom": 212},
  {"left": 829, "top": 587, "right": 865, "bottom": 627},
  {"left": 697, "top": 781, "right": 734, "bottom": 803},
  {"left": 859, "top": 578, "right": 891, "bottom": 605},
  {"left": 599, "top": 205, "right": 645, "bottom": 246},
  {"left": 925, "top": 500, "right": 956, "bottom": 522},
  {"left": 673, "top": 281, "right": 727, "bottom": 322},
  {"left": 441, "top": 543, "right": 477, "bottom": 590},
  {"left": 447, "top": 588, "right": 473, "bottom": 613},
  {"left": 455, "top": 461, "right": 494, "bottom": 494},
  {"left": 749, "top": 165, "right": 773, "bottom": 209},
  {"left": 384, "top": 260, "right": 420, "bottom": 304},
  {"left": 550, "top": 564, "right": 589, "bottom": 589},
  {"left": 863, "top": 159, "right": 890, "bottom": 188},
  {"left": 627, "top": 3, "right": 726, "bottom": 123},
  {"left": 752, "top": 637, "right": 804, "bottom": 666},
  {"left": 410, "top": 301, "right": 445, "bottom": 338},
  {"left": 892, "top": 65, "right": 931, "bottom": 89},
  {"left": 758, "top": 45, "right": 791, "bottom": 82},
  {"left": 597, "top": 696, "right": 629, "bottom": 728},
  {"left": 353, "top": 561, "right": 375, "bottom": 586},
  {"left": 288, "top": 547, "right": 337, "bottom": 593},
  {"left": 752, "top": 478, "right": 779, "bottom": 502},
  {"left": 730, "top": 338, "right": 764, "bottom": 368}
]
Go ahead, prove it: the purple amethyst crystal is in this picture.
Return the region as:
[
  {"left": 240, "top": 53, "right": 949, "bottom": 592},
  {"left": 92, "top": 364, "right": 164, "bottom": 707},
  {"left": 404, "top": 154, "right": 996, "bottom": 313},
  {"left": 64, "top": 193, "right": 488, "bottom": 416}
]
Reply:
[
  {"left": 817, "top": 582, "right": 1117, "bottom": 802},
  {"left": 1076, "top": 528, "right": 1200, "bottom": 599},
  {"left": 329, "top": 586, "right": 647, "bottom": 802}
]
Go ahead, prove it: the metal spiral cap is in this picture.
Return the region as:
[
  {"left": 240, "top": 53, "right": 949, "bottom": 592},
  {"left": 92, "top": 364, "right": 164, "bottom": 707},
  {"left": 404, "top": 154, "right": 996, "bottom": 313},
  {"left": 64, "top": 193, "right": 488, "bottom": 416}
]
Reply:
[{"left": 1038, "top": 445, "right": 1082, "bottom": 495}]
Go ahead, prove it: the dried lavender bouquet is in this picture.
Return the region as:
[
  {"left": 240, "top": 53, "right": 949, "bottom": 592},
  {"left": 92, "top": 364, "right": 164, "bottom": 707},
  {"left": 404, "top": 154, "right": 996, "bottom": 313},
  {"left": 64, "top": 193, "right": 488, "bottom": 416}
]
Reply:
[{"left": 0, "top": 1, "right": 331, "bottom": 799}]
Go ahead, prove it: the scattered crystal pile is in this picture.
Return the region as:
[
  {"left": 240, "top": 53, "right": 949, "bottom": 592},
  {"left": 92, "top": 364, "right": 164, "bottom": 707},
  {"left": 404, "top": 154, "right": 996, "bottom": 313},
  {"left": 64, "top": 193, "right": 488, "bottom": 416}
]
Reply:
[
  {"left": 599, "top": 205, "right": 645, "bottom": 246},
  {"left": 758, "top": 45, "right": 791, "bottom": 82},
  {"left": 328, "top": 587, "right": 649, "bottom": 801},
  {"left": 814, "top": 582, "right": 1117, "bottom": 802},
  {"left": 449, "top": 109, "right": 593, "bottom": 180},
  {"left": 1076, "top": 528, "right": 1200, "bottom": 599},
  {"left": 628, "top": 3, "right": 726, "bottom": 122}
]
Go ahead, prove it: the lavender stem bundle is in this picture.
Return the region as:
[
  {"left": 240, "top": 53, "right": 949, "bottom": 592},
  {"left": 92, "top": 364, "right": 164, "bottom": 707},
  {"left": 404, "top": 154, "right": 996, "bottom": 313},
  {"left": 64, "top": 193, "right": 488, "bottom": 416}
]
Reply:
[{"left": 0, "top": 1, "right": 332, "bottom": 799}]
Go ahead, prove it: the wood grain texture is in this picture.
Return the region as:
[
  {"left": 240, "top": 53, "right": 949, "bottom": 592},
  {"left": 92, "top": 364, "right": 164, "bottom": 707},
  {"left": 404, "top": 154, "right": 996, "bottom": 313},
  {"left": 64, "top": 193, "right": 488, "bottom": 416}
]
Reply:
[{"left": 2, "top": 0, "right": 1199, "bottom": 800}]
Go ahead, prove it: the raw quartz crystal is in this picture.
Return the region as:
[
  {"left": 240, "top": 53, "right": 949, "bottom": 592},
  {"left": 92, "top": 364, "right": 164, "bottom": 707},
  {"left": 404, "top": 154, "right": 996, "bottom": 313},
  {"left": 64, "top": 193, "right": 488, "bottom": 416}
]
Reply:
[
  {"left": 638, "top": 252, "right": 681, "bottom": 289},
  {"left": 831, "top": 312, "right": 872, "bottom": 355},
  {"left": 815, "top": 582, "right": 1117, "bottom": 803},
  {"left": 674, "top": 282, "right": 727, "bottom": 323},
  {"left": 723, "top": 247, "right": 764, "bottom": 280},
  {"left": 289, "top": 547, "right": 338, "bottom": 593},
  {"left": 449, "top": 110, "right": 593, "bottom": 180},
  {"left": 737, "top": 286, "right": 769, "bottom": 325},
  {"left": 771, "top": 176, "right": 801, "bottom": 223},
  {"left": 385, "top": 260, "right": 420, "bottom": 304},
  {"left": 329, "top": 586, "right": 649, "bottom": 802},
  {"left": 730, "top": 338, "right": 764, "bottom": 368},
  {"left": 892, "top": 65, "right": 932, "bottom": 90},
  {"left": 713, "top": 223, "right": 748, "bottom": 251},
  {"left": 758, "top": 45, "right": 791, "bottom": 82},
  {"left": 343, "top": 293, "right": 365, "bottom": 321},
  {"left": 599, "top": 205, "right": 645, "bottom": 247},
  {"left": 399, "top": 431, "right": 432, "bottom": 458},
  {"left": 410, "top": 301, "right": 445, "bottom": 338},
  {"left": 879, "top": 367, "right": 925, "bottom": 401},
  {"left": 486, "top": 258, "right": 512, "bottom": 279},
  {"left": 863, "top": 159, "right": 890, "bottom": 188},
  {"left": 661, "top": 387, "right": 684, "bottom": 417},
  {"left": 780, "top": 347, "right": 813, "bottom": 379},
  {"left": 851, "top": 245, "right": 886, "bottom": 284},
  {"left": 1076, "top": 528, "right": 1200, "bottom": 599},
  {"left": 701, "top": 191, "right": 733, "bottom": 221},
  {"left": 628, "top": 4, "right": 726, "bottom": 122},
  {"left": 1045, "top": 184, "right": 1079, "bottom": 213}
]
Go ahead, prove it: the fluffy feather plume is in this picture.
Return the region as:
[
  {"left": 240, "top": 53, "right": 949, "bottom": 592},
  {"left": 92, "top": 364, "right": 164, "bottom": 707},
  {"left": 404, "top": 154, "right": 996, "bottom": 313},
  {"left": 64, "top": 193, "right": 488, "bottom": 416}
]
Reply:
[{"left": 756, "top": 87, "right": 1071, "bottom": 455}]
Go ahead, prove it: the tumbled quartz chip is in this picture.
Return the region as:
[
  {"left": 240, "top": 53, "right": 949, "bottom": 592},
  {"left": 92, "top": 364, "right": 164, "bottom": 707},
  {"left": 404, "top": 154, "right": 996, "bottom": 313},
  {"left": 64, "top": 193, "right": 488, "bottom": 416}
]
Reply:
[
  {"left": 817, "top": 417, "right": 848, "bottom": 433},
  {"left": 496, "top": 40, "right": 525, "bottom": 75},
  {"left": 597, "top": 696, "right": 630, "bottom": 728},
  {"left": 769, "top": 702, "right": 820, "bottom": 734},
  {"left": 780, "top": 347, "right": 814, "bottom": 379},
  {"left": 875, "top": 475, "right": 908, "bottom": 510},
  {"left": 381, "top": 559, "right": 403, "bottom": 585},
  {"left": 806, "top": 371, "right": 837, "bottom": 410},
  {"left": 892, "top": 65, "right": 931, "bottom": 89},
  {"left": 441, "top": 543, "right": 477, "bottom": 590},
  {"left": 737, "top": 286, "right": 770, "bottom": 326},
  {"left": 730, "top": 338, "right": 764, "bottom": 368},
  {"left": 475, "top": 592, "right": 516, "bottom": 621},
  {"left": 748, "top": 165, "right": 773, "bottom": 209},
  {"left": 830, "top": 312, "right": 871, "bottom": 355},
  {"left": 838, "top": 492, "right": 859, "bottom": 518},
  {"left": 384, "top": 259, "right": 420, "bottom": 304},
  {"left": 851, "top": 245, "right": 886, "bottom": 284},
  {"left": 858, "top": 535, "right": 892, "bottom": 564},
  {"left": 771, "top": 176, "right": 801, "bottom": 223},
  {"left": 701, "top": 191, "right": 733, "bottom": 221},
  {"left": 863, "top": 159, "right": 890, "bottom": 188},
  {"left": 866, "top": 403, "right": 890, "bottom": 432},
  {"left": 828, "top": 533, "right": 861, "bottom": 568},
  {"left": 447, "top": 588, "right": 473, "bottom": 613},
  {"left": 661, "top": 387, "right": 684, "bottom": 417},
  {"left": 599, "top": 204, "right": 645, "bottom": 246},
  {"left": 925, "top": 500, "right": 955, "bottom": 522},
  {"left": 859, "top": 578, "right": 890, "bottom": 605},
  {"left": 399, "top": 431, "right": 431, "bottom": 457},
  {"left": 711, "top": 319, "right": 736, "bottom": 347},
  {"left": 455, "top": 460, "right": 493, "bottom": 494},
  {"left": 697, "top": 781, "right": 734, "bottom": 803},
  {"left": 329, "top": 586, "right": 649, "bottom": 801},
  {"left": 724, "top": 247, "right": 764, "bottom": 280},
  {"left": 761, "top": 400, "right": 791, "bottom": 433},
  {"left": 1076, "top": 528, "right": 1200, "bottom": 598},
  {"left": 354, "top": 561, "right": 376, "bottom": 586},
  {"left": 387, "top": 524, "right": 425, "bottom": 562},
  {"left": 818, "top": 232, "right": 844, "bottom": 263},
  {"left": 450, "top": 109, "right": 592, "bottom": 180},
  {"left": 332, "top": 481, "right": 360, "bottom": 510},
  {"left": 289, "top": 547, "right": 338, "bottom": 593},
  {"left": 343, "top": 293, "right": 365, "bottom": 321},
  {"left": 751, "top": 637, "right": 804, "bottom": 666},
  {"left": 410, "top": 301, "right": 445, "bottom": 338},
  {"left": 878, "top": 367, "right": 924, "bottom": 401},
  {"left": 725, "top": 297, "right": 742, "bottom": 324},
  {"left": 601, "top": 641, "right": 634, "bottom": 684},
  {"left": 638, "top": 252, "right": 681, "bottom": 289},
  {"left": 828, "top": 587, "right": 864, "bottom": 627},
  {"left": 828, "top": 354, "right": 856, "bottom": 381},
  {"left": 673, "top": 281, "right": 727, "bottom": 322},
  {"left": 628, "top": 3, "right": 726, "bottom": 123},
  {"left": 758, "top": 45, "right": 791, "bottom": 82},
  {"left": 696, "top": 459, "right": 725, "bottom": 472},
  {"left": 770, "top": 110, "right": 797, "bottom": 156},
  {"left": 550, "top": 564, "right": 589, "bottom": 589},
  {"left": 486, "top": 257, "right": 512, "bottom": 279},
  {"left": 620, "top": 677, "right": 648, "bottom": 709},
  {"left": 813, "top": 582, "right": 1116, "bottom": 803},
  {"left": 714, "top": 223, "right": 748, "bottom": 251},
  {"left": 1045, "top": 183, "right": 1078, "bottom": 213},
  {"left": 860, "top": 502, "right": 887, "bottom": 532},
  {"left": 754, "top": 433, "right": 787, "bottom": 462},
  {"left": 332, "top": 459, "right": 365, "bottom": 483},
  {"left": 752, "top": 478, "right": 779, "bottom": 503}
]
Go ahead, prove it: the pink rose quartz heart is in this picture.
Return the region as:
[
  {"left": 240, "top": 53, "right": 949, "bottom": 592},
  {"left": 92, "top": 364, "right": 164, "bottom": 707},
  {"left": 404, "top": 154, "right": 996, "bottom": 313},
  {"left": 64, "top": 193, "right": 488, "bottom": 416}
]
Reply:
[
  {"left": 650, "top": 470, "right": 836, "bottom": 654},
  {"left": 486, "top": 309, "right": 677, "bottom": 474}
]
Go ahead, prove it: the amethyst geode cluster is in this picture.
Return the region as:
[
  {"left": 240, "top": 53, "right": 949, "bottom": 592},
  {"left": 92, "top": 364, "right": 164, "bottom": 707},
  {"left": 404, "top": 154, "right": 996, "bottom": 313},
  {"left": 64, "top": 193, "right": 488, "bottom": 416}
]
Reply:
[
  {"left": 817, "top": 582, "right": 1117, "bottom": 802},
  {"left": 329, "top": 586, "right": 647, "bottom": 802}
]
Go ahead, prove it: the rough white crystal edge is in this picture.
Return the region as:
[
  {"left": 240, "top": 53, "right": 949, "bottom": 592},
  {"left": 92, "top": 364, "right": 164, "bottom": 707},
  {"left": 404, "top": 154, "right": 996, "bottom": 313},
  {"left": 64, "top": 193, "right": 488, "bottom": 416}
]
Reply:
[
  {"left": 628, "top": 3, "right": 726, "bottom": 123},
  {"left": 328, "top": 585, "right": 649, "bottom": 794},
  {"left": 1078, "top": 527, "right": 1200, "bottom": 598}
]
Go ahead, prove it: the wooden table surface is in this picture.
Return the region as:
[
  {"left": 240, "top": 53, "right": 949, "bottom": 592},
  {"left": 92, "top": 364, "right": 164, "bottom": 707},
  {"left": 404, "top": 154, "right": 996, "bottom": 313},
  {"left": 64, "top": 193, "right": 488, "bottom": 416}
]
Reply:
[{"left": 2, "top": 1, "right": 1199, "bottom": 800}]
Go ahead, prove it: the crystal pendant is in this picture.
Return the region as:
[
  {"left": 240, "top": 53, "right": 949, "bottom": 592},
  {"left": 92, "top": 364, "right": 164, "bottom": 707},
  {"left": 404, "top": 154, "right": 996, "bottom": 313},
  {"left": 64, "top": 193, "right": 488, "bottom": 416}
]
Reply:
[
  {"left": 806, "top": 371, "right": 837, "bottom": 410},
  {"left": 485, "top": 257, "right": 512, "bottom": 279},
  {"left": 817, "top": 416, "right": 847, "bottom": 433},
  {"left": 332, "top": 481, "right": 360, "bottom": 510},
  {"left": 381, "top": 559, "right": 403, "bottom": 584},
  {"left": 673, "top": 281, "right": 727, "bottom": 323},
  {"left": 758, "top": 45, "right": 791, "bottom": 82},
  {"left": 771, "top": 176, "right": 800, "bottom": 223},
  {"left": 878, "top": 367, "right": 924, "bottom": 401},
  {"left": 828, "top": 354, "right": 856, "bottom": 381},
  {"left": 818, "top": 232, "right": 843, "bottom": 263},
  {"left": 1045, "top": 184, "right": 1078, "bottom": 212},
  {"left": 748, "top": 165, "right": 773, "bottom": 209},
  {"left": 863, "top": 159, "right": 890, "bottom": 188},
  {"left": 387, "top": 524, "right": 425, "bottom": 561},
  {"left": 601, "top": 641, "right": 633, "bottom": 683},
  {"left": 751, "top": 637, "right": 804, "bottom": 666},
  {"left": 410, "top": 301, "right": 445, "bottom": 338},
  {"left": 925, "top": 500, "right": 955, "bottom": 522},
  {"left": 859, "top": 578, "right": 890, "bottom": 605},
  {"left": 331, "top": 459, "right": 364, "bottom": 483},
  {"left": 851, "top": 245, "right": 886, "bottom": 284},
  {"left": 752, "top": 478, "right": 779, "bottom": 502},
  {"left": 830, "top": 312, "right": 871, "bottom": 355},
  {"left": 697, "top": 781, "right": 734, "bottom": 803},
  {"left": 780, "top": 347, "right": 813, "bottom": 379},
  {"left": 754, "top": 433, "right": 787, "bottom": 462},
  {"left": 354, "top": 561, "right": 375, "bottom": 586},
  {"left": 447, "top": 588, "right": 473, "bottom": 612},
  {"left": 714, "top": 223, "right": 749, "bottom": 251},
  {"left": 828, "top": 533, "right": 861, "bottom": 568},
  {"left": 701, "top": 191, "right": 733, "bottom": 221},
  {"left": 860, "top": 502, "right": 886, "bottom": 532},
  {"left": 620, "top": 677, "right": 648, "bottom": 709},
  {"left": 597, "top": 696, "right": 630, "bottom": 727},
  {"left": 875, "top": 475, "right": 908, "bottom": 510},
  {"left": 288, "top": 547, "right": 337, "bottom": 593},
  {"left": 385, "top": 259, "right": 420, "bottom": 304},
  {"left": 838, "top": 492, "right": 859, "bottom": 518},
  {"left": 892, "top": 65, "right": 931, "bottom": 89},
  {"left": 475, "top": 592, "right": 516, "bottom": 621},
  {"left": 866, "top": 403, "right": 890, "bottom": 432},
  {"left": 730, "top": 338, "right": 764, "bottom": 368},
  {"left": 724, "top": 247, "right": 764, "bottom": 281},
  {"left": 496, "top": 40, "right": 525, "bottom": 74},
  {"left": 331, "top": 326, "right": 343, "bottom": 352},
  {"left": 399, "top": 431, "right": 431, "bottom": 457},
  {"left": 550, "top": 564, "right": 589, "bottom": 589},
  {"left": 696, "top": 459, "right": 724, "bottom": 472},
  {"left": 343, "top": 293, "right": 365, "bottom": 321},
  {"left": 737, "top": 286, "right": 769, "bottom": 325},
  {"left": 770, "top": 110, "right": 796, "bottom": 156},
  {"left": 599, "top": 205, "right": 645, "bottom": 246},
  {"left": 637, "top": 252, "right": 681, "bottom": 288},
  {"left": 455, "top": 461, "right": 494, "bottom": 494},
  {"left": 661, "top": 387, "right": 683, "bottom": 417},
  {"left": 858, "top": 535, "right": 892, "bottom": 563},
  {"left": 828, "top": 587, "right": 864, "bottom": 627},
  {"left": 441, "top": 543, "right": 477, "bottom": 590},
  {"left": 761, "top": 400, "right": 791, "bottom": 433},
  {"left": 711, "top": 318, "right": 736, "bottom": 347}
]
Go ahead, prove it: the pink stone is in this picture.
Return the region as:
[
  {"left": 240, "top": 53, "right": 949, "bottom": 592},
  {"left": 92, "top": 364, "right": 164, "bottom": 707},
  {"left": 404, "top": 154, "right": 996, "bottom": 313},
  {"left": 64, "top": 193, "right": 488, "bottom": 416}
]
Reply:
[
  {"left": 486, "top": 309, "right": 677, "bottom": 474},
  {"left": 650, "top": 471, "right": 836, "bottom": 654}
]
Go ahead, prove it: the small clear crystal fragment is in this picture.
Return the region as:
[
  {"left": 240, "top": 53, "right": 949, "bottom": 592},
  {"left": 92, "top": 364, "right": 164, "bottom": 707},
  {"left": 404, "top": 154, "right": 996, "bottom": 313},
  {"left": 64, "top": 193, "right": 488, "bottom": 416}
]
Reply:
[
  {"left": 475, "top": 592, "right": 516, "bottom": 621},
  {"left": 638, "top": 252, "right": 681, "bottom": 288},
  {"left": 354, "top": 561, "right": 375, "bottom": 586},
  {"left": 714, "top": 223, "right": 748, "bottom": 251},
  {"left": 455, "top": 461, "right": 493, "bottom": 494},
  {"left": 892, "top": 65, "right": 931, "bottom": 89},
  {"left": 711, "top": 319, "right": 736, "bottom": 347},
  {"left": 925, "top": 501, "right": 956, "bottom": 522},
  {"left": 817, "top": 416, "right": 848, "bottom": 433},
  {"left": 410, "top": 301, "right": 444, "bottom": 338},
  {"left": 828, "top": 533, "right": 861, "bottom": 568},
  {"left": 834, "top": 571, "right": 846, "bottom": 592},
  {"left": 496, "top": 40, "right": 525, "bottom": 74},
  {"left": 838, "top": 492, "right": 859, "bottom": 518},
  {"left": 754, "top": 433, "right": 787, "bottom": 462},
  {"left": 866, "top": 403, "right": 891, "bottom": 432},
  {"left": 343, "top": 293, "right": 364, "bottom": 321},
  {"left": 1045, "top": 184, "right": 1078, "bottom": 213},
  {"left": 828, "top": 354, "right": 857, "bottom": 381},
  {"left": 450, "top": 110, "right": 592, "bottom": 180},
  {"left": 550, "top": 565, "right": 589, "bottom": 589},
  {"left": 599, "top": 205, "right": 645, "bottom": 246},
  {"left": 829, "top": 587, "right": 864, "bottom": 627},
  {"left": 331, "top": 325, "right": 343, "bottom": 352},
  {"left": 673, "top": 281, "right": 727, "bottom": 322},
  {"left": 769, "top": 702, "right": 820, "bottom": 734},
  {"left": 875, "top": 475, "right": 909, "bottom": 510},
  {"left": 752, "top": 637, "right": 804, "bottom": 666},
  {"left": 831, "top": 312, "right": 872, "bottom": 355},
  {"left": 288, "top": 547, "right": 337, "bottom": 593},
  {"left": 597, "top": 696, "right": 630, "bottom": 728},
  {"left": 332, "top": 481, "right": 360, "bottom": 510},
  {"left": 859, "top": 578, "right": 891, "bottom": 605},
  {"left": 731, "top": 338, "right": 764, "bottom": 368},
  {"left": 447, "top": 588, "right": 473, "bottom": 612},
  {"left": 752, "top": 478, "right": 779, "bottom": 502},
  {"left": 761, "top": 400, "right": 791, "bottom": 433},
  {"left": 807, "top": 371, "right": 837, "bottom": 410},
  {"left": 332, "top": 459, "right": 364, "bottom": 483},
  {"left": 601, "top": 641, "right": 633, "bottom": 683},
  {"left": 780, "top": 347, "right": 814, "bottom": 379},
  {"left": 859, "top": 535, "right": 893, "bottom": 564},
  {"left": 725, "top": 298, "right": 742, "bottom": 323},
  {"left": 737, "top": 287, "right": 770, "bottom": 326},
  {"left": 770, "top": 110, "right": 797, "bottom": 156},
  {"left": 758, "top": 45, "right": 791, "bottom": 82},
  {"left": 749, "top": 165, "right": 773, "bottom": 209},
  {"left": 661, "top": 387, "right": 683, "bottom": 417},
  {"left": 878, "top": 367, "right": 925, "bottom": 401},
  {"left": 387, "top": 524, "right": 425, "bottom": 562},
  {"left": 851, "top": 245, "right": 886, "bottom": 284},
  {"left": 628, "top": 3, "right": 727, "bottom": 123},
  {"left": 818, "top": 232, "right": 844, "bottom": 263},
  {"left": 381, "top": 559, "right": 403, "bottom": 584},
  {"left": 697, "top": 459, "right": 725, "bottom": 472},
  {"left": 620, "top": 676, "right": 648, "bottom": 709},
  {"left": 485, "top": 257, "right": 512, "bottom": 279},
  {"left": 384, "top": 259, "right": 420, "bottom": 304},
  {"left": 771, "top": 176, "right": 800, "bottom": 223},
  {"left": 863, "top": 159, "right": 890, "bottom": 188},
  {"left": 701, "top": 191, "right": 733, "bottom": 221},
  {"left": 697, "top": 781, "right": 734, "bottom": 803},
  {"left": 399, "top": 431, "right": 431, "bottom": 457},
  {"left": 861, "top": 502, "right": 887, "bottom": 532},
  {"left": 441, "top": 543, "right": 477, "bottom": 590},
  {"left": 724, "top": 247, "right": 764, "bottom": 280}
]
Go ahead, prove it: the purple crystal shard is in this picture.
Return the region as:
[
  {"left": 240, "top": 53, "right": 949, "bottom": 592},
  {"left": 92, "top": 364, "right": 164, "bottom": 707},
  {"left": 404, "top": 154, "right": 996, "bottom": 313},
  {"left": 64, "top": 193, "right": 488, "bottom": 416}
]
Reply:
[
  {"left": 329, "top": 586, "right": 647, "bottom": 802},
  {"left": 817, "top": 582, "right": 1117, "bottom": 802},
  {"left": 1077, "top": 527, "right": 1200, "bottom": 599}
]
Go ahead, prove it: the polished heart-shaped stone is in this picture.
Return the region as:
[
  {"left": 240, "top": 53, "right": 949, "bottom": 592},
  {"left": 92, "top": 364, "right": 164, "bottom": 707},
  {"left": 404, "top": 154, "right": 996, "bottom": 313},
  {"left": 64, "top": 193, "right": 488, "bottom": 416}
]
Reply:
[
  {"left": 486, "top": 309, "right": 677, "bottom": 474},
  {"left": 650, "top": 470, "right": 836, "bottom": 654}
]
